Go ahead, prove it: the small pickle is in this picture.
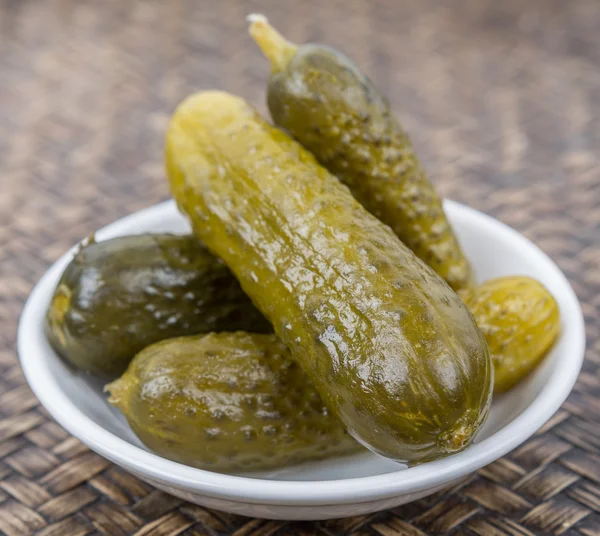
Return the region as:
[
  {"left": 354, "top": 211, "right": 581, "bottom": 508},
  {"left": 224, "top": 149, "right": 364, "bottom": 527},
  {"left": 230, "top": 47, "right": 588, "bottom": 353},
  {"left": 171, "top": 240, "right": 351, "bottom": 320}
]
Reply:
[
  {"left": 106, "top": 332, "right": 361, "bottom": 472},
  {"left": 459, "top": 276, "right": 560, "bottom": 394},
  {"left": 46, "top": 234, "right": 270, "bottom": 377},
  {"left": 165, "top": 90, "right": 491, "bottom": 464},
  {"left": 249, "top": 15, "right": 473, "bottom": 291}
]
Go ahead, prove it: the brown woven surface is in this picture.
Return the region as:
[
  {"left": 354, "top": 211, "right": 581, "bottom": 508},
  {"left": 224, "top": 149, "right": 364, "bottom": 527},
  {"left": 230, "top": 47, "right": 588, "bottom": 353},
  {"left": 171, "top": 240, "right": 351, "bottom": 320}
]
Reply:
[{"left": 1, "top": 0, "right": 599, "bottom": 534}]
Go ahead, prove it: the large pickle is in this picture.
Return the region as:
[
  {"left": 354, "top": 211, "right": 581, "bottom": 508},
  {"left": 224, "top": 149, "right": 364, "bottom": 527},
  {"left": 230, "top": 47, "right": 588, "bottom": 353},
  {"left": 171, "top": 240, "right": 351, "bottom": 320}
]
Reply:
[
  {"left": 459, "top": 276, "right": 560, "bottom": 394},
  {"left": 46, "top": 234, "right": 270, "bottom": 377},
  {"left": 249, "top": 16, "right": 473, "bottom": 291},
  {"left": 165, "top": 90, "right": 492, "bottom": 464},
  {"left": 106, "top": 332, "right": 361, "bottom": 472}
]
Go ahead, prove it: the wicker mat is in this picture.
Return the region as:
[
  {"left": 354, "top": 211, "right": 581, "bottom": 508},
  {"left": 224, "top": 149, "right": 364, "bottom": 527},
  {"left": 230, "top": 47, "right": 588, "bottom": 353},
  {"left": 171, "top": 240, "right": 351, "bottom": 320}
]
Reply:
[{"left": 1, "top": 0, "right": 599, "bottom": 534}]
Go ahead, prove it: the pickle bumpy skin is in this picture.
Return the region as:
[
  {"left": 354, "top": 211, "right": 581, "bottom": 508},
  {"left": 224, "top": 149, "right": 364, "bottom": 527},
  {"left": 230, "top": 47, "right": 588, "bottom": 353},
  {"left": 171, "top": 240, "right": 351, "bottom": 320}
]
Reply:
[
  {"left": 106, "top": 283, "right": 556, "bottom": 471},
  {"left": 46, "top": 233, "right": 270, "bottom": 377},
  {"left": 106, "top": 332, "right": 360, "bottom": 472},
  {"left": 165, "top": 90, "right": 492, "bottom": 464},
  {"left": 48, "top": 235, "right": 557, "bottom": 394},
  {"left": 249, "top": 15, "right": 474, "bottom": 291},
  {"left": 460, "top": 276, "right": 560, "bottom": 393}
]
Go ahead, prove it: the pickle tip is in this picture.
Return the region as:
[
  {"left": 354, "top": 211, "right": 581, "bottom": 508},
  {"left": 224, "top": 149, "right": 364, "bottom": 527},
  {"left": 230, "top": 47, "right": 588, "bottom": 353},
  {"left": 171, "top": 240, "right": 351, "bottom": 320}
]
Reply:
[
  {"left": 436, "top": 410, "right": 479, "bottom": 456},
  {"left": 248, "top": 14, "right": 297, "bottom": 72},
  {"left": 104, "top": 378, "right": 126, "bottom": 412},
  {"left": 47, "top": 284, "right": 71, "bottom": 348}
]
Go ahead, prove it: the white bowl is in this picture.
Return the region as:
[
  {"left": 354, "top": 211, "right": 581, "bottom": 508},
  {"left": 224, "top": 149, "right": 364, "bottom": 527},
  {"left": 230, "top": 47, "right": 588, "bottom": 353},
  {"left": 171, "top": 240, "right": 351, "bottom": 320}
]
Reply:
[{"left": 18, "top": 200, "right": 585, "bottom": 520}]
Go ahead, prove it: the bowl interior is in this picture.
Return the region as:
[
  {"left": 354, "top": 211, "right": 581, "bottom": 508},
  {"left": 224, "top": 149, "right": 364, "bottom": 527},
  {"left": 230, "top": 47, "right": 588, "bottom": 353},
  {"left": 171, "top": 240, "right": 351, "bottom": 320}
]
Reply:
[{"left": 22, "top": 200, "right": 582, "bottom": 483}]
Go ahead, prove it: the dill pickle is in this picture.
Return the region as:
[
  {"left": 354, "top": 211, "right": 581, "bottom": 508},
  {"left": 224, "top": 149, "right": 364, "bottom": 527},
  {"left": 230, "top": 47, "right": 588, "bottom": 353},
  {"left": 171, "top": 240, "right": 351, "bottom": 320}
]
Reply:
[
  {"left": 459, "top": 276, "right": 560, "bottom": 394},
  {"left": 107, "top": 280, "right": 559, "bottom": 471},
  {"left": 165, "top": 90, "right": 492, "bottom": 464},
  {"left": 106, "top": 332, "right": 360, "bottom": 472},
  {"left": 46, "top": 234, "right": 270, "bottom": 377},
  {"left": 249, "top": 15, "right": 473, "bottom": 291}
]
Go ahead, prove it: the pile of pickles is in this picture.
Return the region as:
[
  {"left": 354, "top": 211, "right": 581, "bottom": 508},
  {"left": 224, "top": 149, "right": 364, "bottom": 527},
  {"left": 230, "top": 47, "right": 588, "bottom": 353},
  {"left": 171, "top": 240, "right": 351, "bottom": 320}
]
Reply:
[{"left": 46, "top": 16, "right": 560, "bottom": 473}]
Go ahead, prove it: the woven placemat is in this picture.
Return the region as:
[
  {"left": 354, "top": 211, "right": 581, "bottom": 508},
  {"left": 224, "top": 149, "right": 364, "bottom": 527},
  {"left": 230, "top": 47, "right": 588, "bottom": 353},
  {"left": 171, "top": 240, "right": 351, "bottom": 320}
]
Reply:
[{"left": 1, "top": 0, "right": 599, "bottom": 534}]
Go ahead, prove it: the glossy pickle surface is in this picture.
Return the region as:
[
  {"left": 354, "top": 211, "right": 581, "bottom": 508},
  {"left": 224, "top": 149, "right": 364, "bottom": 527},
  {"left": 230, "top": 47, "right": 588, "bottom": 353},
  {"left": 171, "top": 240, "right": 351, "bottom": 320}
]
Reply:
[
  {"left": 460, "top": 276, "right": 560, "bottom": 394},
  {"left": 45, "top": 233, "right": 270, "bottom": 377},
  {"left": 107, "top": 332, "right": 359, "bottom": 472},
  {"left": 47, "top": 236, "right": 557, "bottom": 395},
  {"left": 249, "top": 16, "right": 473, "bottom": 291},
  {"left": 165, "top": 90, "right": 492, "bottom": 464},
  {"left": 107, "top": 278, "right": 559, "bottom": 471}
]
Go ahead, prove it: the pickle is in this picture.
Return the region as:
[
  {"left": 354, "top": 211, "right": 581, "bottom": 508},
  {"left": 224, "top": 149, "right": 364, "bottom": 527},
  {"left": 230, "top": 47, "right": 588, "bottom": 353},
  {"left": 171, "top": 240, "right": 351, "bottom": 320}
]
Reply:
[
  {"left": 107, "top": 278, "right": 558, "bottom": 471},
  {"left": 48, "top": 233, "right": 557, "bottom": 395},
  {"left": 249, "top": 15, "right": 473, "bottom": 291},
  {"left": 459, "top": 276, "right": 560, "bottom": 394},
  {"left": 106, "top": 332, "right": 360, "bottom": 472},
  {"left": 165, "top": 90, "right": 492, "bottom": 464},
  {"left": 46, "top": 234, "right": 270, "bottom": 377}
]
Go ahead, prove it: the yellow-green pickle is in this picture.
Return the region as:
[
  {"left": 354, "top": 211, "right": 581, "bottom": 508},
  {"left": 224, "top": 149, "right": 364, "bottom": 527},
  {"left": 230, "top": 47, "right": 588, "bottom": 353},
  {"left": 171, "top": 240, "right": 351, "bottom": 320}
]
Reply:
[
  {"left": 46, "top": 234, "right": 270, "bottom": 377},
  {"left": 106, "top": 279, "right": 559, "bottom": 471},
  {"left": 165, "top": 90, "right": 492, "bottom": 464},
  {"left": 249, "top": 16, "right": 473, "bottom": 291},
  {"left": 459, "top": 276, "right": 560, "bottom": 394},
  {"left": 106, "top": 333, "right": 360, "bottom": 472}
]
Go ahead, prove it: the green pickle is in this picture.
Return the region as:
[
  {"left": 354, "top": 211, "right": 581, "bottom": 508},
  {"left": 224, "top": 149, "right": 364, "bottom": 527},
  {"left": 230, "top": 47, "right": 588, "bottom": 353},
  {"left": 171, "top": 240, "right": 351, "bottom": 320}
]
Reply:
[
  {"left": 249, "top": 15, "right": 473, "bottom": 291},
  {"left": 106, "top": 332, "right": 360, "bottom": 472},
  {"left": 460, "top": 276, "right": 560, "bottom": 394},
  {"left": 107, "top": 279, "right": 559, "bottom": 472},
  {"left": 165, "top": 90, "right": 492, "bottom": 464},
  {"left": 46, "top": 234, "right": 270, "bottom": 377}
]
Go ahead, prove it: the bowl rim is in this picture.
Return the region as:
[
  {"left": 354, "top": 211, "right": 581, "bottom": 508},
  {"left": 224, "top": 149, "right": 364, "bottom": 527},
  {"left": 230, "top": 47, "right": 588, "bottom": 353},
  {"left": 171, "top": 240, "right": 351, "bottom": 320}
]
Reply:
[{"left": 18, "top": 199, "right": 586, "bottom": 506}]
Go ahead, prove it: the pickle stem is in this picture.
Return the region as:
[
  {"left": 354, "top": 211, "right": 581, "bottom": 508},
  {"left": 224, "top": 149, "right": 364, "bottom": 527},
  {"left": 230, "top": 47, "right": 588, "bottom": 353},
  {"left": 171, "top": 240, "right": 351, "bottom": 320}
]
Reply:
[{"left": 248, "top": 14, "right": 297, "bottom": 72}]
